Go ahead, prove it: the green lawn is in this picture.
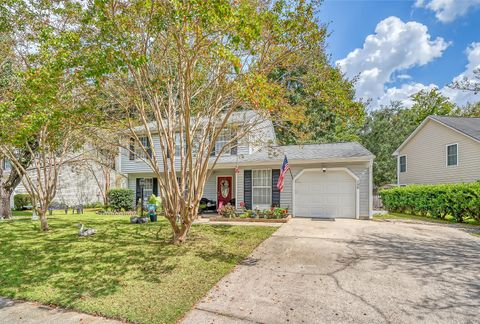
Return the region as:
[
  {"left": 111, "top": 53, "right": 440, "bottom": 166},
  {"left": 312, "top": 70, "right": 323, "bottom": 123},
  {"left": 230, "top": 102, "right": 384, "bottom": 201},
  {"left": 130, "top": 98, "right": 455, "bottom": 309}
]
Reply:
[
  {"left": 0, "top": 211, "right": 276, "bottom": 323},
  {"left": 374, "top": 212, "right": 480, "bottom": 226}
]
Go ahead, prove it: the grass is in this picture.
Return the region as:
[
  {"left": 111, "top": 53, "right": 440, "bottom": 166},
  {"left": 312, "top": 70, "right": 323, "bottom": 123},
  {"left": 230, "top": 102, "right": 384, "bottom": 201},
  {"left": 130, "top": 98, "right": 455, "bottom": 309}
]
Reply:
[
  {"left": 374, "top": 212, "right": 480, "bottom": 226},
  {"left": 0, "top": 210, "right": 276, "bottom": 323}
]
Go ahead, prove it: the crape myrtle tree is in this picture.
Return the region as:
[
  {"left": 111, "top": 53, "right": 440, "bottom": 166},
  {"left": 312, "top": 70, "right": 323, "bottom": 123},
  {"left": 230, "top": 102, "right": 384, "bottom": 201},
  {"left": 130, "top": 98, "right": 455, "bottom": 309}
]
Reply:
[
  {"left": 0, "top": 0, "right": 93, "bottom": 230},
  {"left": 83, "top": 0, "right": 324, "bottom": 243}
]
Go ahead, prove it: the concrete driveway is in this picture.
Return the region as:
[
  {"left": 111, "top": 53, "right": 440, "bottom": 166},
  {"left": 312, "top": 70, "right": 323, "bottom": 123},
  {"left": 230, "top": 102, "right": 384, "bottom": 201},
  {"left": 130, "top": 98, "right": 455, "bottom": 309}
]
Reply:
[{"left": 182, "top": 218, "right": 480, "bottom": 323}]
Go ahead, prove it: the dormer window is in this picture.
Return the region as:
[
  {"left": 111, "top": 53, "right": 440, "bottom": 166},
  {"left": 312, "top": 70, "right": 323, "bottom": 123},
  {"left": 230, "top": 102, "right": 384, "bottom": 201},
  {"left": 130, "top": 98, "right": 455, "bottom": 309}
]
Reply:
[{"left": 446, "top": 144, "right": 458, "bottom": 166}]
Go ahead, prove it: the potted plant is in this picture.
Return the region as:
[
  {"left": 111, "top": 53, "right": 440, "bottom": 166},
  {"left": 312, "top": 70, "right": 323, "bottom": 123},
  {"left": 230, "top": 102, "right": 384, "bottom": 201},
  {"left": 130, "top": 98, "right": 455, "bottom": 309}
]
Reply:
[{"left": 147, "top": 194, "right": 158, "bottom": 222}]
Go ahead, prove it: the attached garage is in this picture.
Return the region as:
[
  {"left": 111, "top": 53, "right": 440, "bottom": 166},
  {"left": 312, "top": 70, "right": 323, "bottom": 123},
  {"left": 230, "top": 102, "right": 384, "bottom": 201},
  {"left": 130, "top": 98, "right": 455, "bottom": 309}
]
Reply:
[{"left": 293, "top": 168, "right": 358, "bottom": 219}]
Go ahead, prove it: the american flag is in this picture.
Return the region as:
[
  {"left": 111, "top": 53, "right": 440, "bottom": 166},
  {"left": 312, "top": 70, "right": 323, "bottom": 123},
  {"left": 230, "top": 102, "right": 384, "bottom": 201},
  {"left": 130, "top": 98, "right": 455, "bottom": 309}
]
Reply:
[{"left": 276, "top": 156, "right": 289, "bottom": 192}]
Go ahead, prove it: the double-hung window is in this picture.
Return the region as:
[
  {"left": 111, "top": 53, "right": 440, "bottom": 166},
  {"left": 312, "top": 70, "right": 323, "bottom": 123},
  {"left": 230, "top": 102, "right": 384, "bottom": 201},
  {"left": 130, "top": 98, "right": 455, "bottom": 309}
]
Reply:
[
  {"left": 2, "top": 159, "right": 11, "bottom": 171},
  {"left": 446, "top": 144, "right": 458, "bottom": 166},
  {"left": 399, "top": 155, "right": 407, "bottom": 173},
  {"left": 133, "top": 136, "right": 151, "bottom": 160},
  {"left": 252, "top": 169, "right": 271, "bottom": 209},
  {"left": 211, "top": 129, "right": 237, "bottom": 157}
]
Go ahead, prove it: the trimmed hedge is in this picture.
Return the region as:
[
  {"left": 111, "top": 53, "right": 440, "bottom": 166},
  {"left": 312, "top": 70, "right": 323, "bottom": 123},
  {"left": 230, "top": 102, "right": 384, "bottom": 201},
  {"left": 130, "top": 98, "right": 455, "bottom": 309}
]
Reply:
[
  {"left": 107, "top": 189, "right": 135, "bottom": 211},
  {"left": 380, "top": 182, "right": 480, "bottom": 222},
  {"left": 14, "top": 194, "right": 31, "bottom": 210}
]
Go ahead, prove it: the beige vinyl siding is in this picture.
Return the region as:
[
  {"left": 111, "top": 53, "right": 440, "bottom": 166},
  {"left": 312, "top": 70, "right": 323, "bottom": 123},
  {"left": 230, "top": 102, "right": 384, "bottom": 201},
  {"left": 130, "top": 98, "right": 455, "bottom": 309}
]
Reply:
[
  {"left": 398, "top": 119, "right": 480, "bottom": 185},
  {"left": 237, "top": 161, "right": 371, "bottom": 218}
]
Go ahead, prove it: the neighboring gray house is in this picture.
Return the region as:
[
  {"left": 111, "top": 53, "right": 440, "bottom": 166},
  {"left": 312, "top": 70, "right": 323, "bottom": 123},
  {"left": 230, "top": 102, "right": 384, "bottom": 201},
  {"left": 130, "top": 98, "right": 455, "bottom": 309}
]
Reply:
[
  {"left": 119, "top": 112, "right": 374, "bottom": 219},
  {"left": 394, "top": 116, "right": 480, "bottom": 186},
  {"left": 4, "top": 157, "right": 126, "bottom": 209}
]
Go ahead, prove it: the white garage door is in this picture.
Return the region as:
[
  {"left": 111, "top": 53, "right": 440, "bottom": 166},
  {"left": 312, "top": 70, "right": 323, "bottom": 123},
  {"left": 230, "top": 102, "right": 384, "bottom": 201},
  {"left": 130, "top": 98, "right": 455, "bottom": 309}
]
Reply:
[{"left": 294, "top": 169, "right": 356, "bottom": 219}]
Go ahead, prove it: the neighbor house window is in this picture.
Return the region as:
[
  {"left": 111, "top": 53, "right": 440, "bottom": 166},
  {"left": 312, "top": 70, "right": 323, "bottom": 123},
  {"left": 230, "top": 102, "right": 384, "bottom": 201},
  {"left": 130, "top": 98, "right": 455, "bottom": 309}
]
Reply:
[
  {"left": 446, "top": 144, "right": 458, "bottom": 166},
  {"left": 399, "top": 155, "right": 407, "bottom": 173},
  {"left": 252, "top": 169, "right": 271, "bottom": 208}
]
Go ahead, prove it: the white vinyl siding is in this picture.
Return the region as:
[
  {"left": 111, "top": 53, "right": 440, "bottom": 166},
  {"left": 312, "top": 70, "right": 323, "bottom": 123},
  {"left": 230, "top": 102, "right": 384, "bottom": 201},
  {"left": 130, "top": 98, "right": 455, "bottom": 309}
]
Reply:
[
  {"left": 446, "top": 144, "right": 458, "bottom": 166},
  {"left": 252, "top": 169, "right": 271, "bottom": 209},
  {"left": 398, "top": 120, "right": 480, "bottom": 185},
  {"left": 237, "top": 161, "right": 371, "bottom": 218}
]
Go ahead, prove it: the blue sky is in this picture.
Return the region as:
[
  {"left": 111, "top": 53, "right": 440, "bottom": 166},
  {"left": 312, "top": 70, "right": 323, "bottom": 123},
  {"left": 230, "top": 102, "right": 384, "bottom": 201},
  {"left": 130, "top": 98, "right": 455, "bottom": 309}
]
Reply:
[{"left": 317, "top": 0, "right": 480, "bottom": 108}]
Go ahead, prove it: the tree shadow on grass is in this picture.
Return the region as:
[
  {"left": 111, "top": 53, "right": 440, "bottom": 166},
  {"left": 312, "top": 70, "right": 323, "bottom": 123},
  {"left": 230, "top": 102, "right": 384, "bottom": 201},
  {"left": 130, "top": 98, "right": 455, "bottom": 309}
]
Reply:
[{"left": 0, "top": 216, "right": 272, "bottom": 312}]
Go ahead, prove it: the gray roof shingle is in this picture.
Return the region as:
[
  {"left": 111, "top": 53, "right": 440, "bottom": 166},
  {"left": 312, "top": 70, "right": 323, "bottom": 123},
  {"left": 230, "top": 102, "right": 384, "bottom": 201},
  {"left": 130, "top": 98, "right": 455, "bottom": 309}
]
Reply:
[
  {"left": 430, "top": 116, "right": 480, "bottom": 142},
  {"left": 217, "top": 142, "right": 373, "bottom": 165}
]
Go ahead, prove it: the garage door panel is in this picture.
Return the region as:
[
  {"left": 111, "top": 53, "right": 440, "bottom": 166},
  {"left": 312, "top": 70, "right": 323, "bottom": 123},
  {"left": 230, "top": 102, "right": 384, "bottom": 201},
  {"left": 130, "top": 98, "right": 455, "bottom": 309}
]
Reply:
[{"left": 294, "top": 170, "right": 356, "bottom": 219}]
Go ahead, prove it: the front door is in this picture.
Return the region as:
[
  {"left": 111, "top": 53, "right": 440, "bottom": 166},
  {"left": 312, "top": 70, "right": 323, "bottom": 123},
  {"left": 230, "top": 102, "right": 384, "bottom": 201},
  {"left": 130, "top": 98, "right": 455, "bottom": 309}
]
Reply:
[{"left": 217, "top": 176, "right": 233, "bottom": 207}]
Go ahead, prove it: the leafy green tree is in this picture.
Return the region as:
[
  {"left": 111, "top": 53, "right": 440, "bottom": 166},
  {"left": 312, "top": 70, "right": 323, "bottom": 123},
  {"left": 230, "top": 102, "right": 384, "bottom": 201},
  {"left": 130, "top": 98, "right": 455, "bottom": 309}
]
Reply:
[
  {"left": 274, "top": 45, "right": 365, "bottom": 144},
  {"left": 409, "top": 88, "right": 457, "bottom": 124},
  {"left": 0, "top": 0, "right": 92, "bottom": 229}
]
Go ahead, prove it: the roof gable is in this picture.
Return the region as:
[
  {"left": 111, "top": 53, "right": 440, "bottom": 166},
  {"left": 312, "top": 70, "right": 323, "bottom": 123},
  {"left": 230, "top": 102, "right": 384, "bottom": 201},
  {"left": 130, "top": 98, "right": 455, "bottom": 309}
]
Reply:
[{"left": 394, "top": 116, "right": 480, "bottom": 155}]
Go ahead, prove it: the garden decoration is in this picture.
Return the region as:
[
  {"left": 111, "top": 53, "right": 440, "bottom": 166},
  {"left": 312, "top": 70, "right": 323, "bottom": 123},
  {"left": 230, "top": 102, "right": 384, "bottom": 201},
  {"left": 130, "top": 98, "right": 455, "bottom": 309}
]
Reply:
[
  {"left": 147, "top": 194, "right": 158, "bottom": 222},
  {"left": 77, "top": 223, "right": 96, "bottom": 236}
]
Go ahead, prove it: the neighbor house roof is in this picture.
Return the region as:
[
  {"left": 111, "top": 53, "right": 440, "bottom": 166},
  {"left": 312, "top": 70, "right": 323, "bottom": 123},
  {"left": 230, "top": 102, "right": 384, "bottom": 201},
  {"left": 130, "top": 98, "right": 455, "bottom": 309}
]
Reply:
[
  {"left": 394, "top": 115, "right": 480, "bottom": 155},
  {"left": 216, "top": 142, "right": 374, "bottom": 166}
]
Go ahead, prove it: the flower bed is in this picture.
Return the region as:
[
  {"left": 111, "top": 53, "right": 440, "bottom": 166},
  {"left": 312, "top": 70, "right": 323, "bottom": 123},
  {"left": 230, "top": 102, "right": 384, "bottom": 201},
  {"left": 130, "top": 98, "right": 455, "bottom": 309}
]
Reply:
[
  {"left": 210, "top": 215, "right": 291, "bottom": 223},
  {"left": 215, "top": 203, "right": 291, "bottom": 222}
]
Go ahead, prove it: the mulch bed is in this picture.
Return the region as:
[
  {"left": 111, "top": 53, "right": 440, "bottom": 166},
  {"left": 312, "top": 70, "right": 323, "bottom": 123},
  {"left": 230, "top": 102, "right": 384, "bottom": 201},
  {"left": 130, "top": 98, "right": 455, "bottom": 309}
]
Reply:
[{"left": 210, "top": 215, "right": 291, "bottom": 223}]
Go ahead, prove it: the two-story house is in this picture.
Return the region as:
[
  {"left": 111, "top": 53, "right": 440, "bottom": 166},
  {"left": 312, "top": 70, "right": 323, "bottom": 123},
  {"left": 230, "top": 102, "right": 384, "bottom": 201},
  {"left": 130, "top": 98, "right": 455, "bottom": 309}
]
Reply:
[
  {"left": 119, "top": 111, "right": 374, "bottom": 219},
  {"left": 394, "top": 116, "right": 480, "bottom": 185}
]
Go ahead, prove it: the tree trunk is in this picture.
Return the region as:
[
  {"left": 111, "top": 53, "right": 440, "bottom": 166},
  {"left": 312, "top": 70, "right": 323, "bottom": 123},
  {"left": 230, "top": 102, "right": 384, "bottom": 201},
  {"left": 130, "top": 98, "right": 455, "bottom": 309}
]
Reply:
[
  {"left": 0, "top": 187, "right": 13, "bottom": 219},
  {"left": 38, "top": 209, "right": 49, "bottom": 231},
  {"left": 172, "top": 222, "right": 192, "bottom": 244}
]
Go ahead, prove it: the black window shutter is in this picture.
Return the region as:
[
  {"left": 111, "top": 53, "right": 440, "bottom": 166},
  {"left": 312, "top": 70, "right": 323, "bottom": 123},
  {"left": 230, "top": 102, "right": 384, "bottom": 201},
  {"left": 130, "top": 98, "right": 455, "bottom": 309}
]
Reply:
[
  {"left": 244, "top": 170, "right": 252, "bottom": 209},
  {"left": 147, "top": 137, "right": 152, "bottom": 158},
  {"left": 129, "top": 138, "right": 135, "bottom": 160},
  {"left": 272, "top": 169, "right": 280, "bottom": 207},
  {"left": 153, "top": 178, "right": 158, "bottom": 196},
  {"left": 230, "top": 142, "right": 237, "bottom": 155},
  {"left": 135, "top": 178, "right": 142, "bottom": 206}
]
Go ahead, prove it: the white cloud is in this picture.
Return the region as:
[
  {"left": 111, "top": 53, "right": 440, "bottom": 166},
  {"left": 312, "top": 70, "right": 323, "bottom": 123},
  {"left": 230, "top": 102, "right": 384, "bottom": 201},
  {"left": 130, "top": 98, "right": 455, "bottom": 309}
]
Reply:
[
  {"left": 336, "top": 16, "right": 449, "bottom": 101},
  {"left": 441, "top": 42, "right": 480, "bottom": 106},
  {"left": 377, "top": 83, "right": 437, "bottom": 107},
  {"left": 378, "top": 43, "right": 480, "bottom": 108},
  {"left": 396, "top": 74, "right": 412, "bottom": 80},
  {"left": 415, "top": 0, "right": 480, "bottom": 23}
]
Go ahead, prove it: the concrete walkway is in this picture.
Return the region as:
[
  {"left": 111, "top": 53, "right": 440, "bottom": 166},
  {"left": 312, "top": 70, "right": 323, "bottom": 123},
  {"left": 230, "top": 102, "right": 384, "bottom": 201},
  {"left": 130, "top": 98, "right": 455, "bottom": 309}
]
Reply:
[
  {"left": 182, "top": 218, "right": 480, "bottom": 323},
  {"left": 0, "top": 297, "right": 122, "bottom": 324}
]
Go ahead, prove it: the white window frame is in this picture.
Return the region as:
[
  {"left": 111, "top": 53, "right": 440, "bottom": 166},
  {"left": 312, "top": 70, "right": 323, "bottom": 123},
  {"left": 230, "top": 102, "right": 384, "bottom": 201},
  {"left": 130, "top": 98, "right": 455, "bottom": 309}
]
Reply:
[
  {"left": 214, "top": 129, "right": 236, "bottom": 157},
  {"left": 399, "top": 155, "right": 407, "bottom": 173},
  {"left": 135, "top": 136, "right": 149, "bottom": 160},
  {"left": 2, "top": 159, "right": 11, "bottom": 171},
  {"left": 446, "top": 143, "right": 458, "bottom": 167},
  {"left": 141, "top": 178, "right": 154, "bottom": 204},
  {"left": 252, "top": 169, "right": 271, "bottom": 209}
]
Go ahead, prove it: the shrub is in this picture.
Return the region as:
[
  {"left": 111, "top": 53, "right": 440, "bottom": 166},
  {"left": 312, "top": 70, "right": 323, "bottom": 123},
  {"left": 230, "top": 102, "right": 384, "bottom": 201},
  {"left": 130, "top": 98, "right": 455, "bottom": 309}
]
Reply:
[
  {"left": 14, "top": 194, "right": 31, "bottom": 210},
  {"left": 218, "top": 203, "right": 236, "bottom": 218},
  {"left": 380, "top": 183, "right": 480, "bottom": 222},
  {"left": 107, "top": 189, "right": 135, "bottom": 211}
]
